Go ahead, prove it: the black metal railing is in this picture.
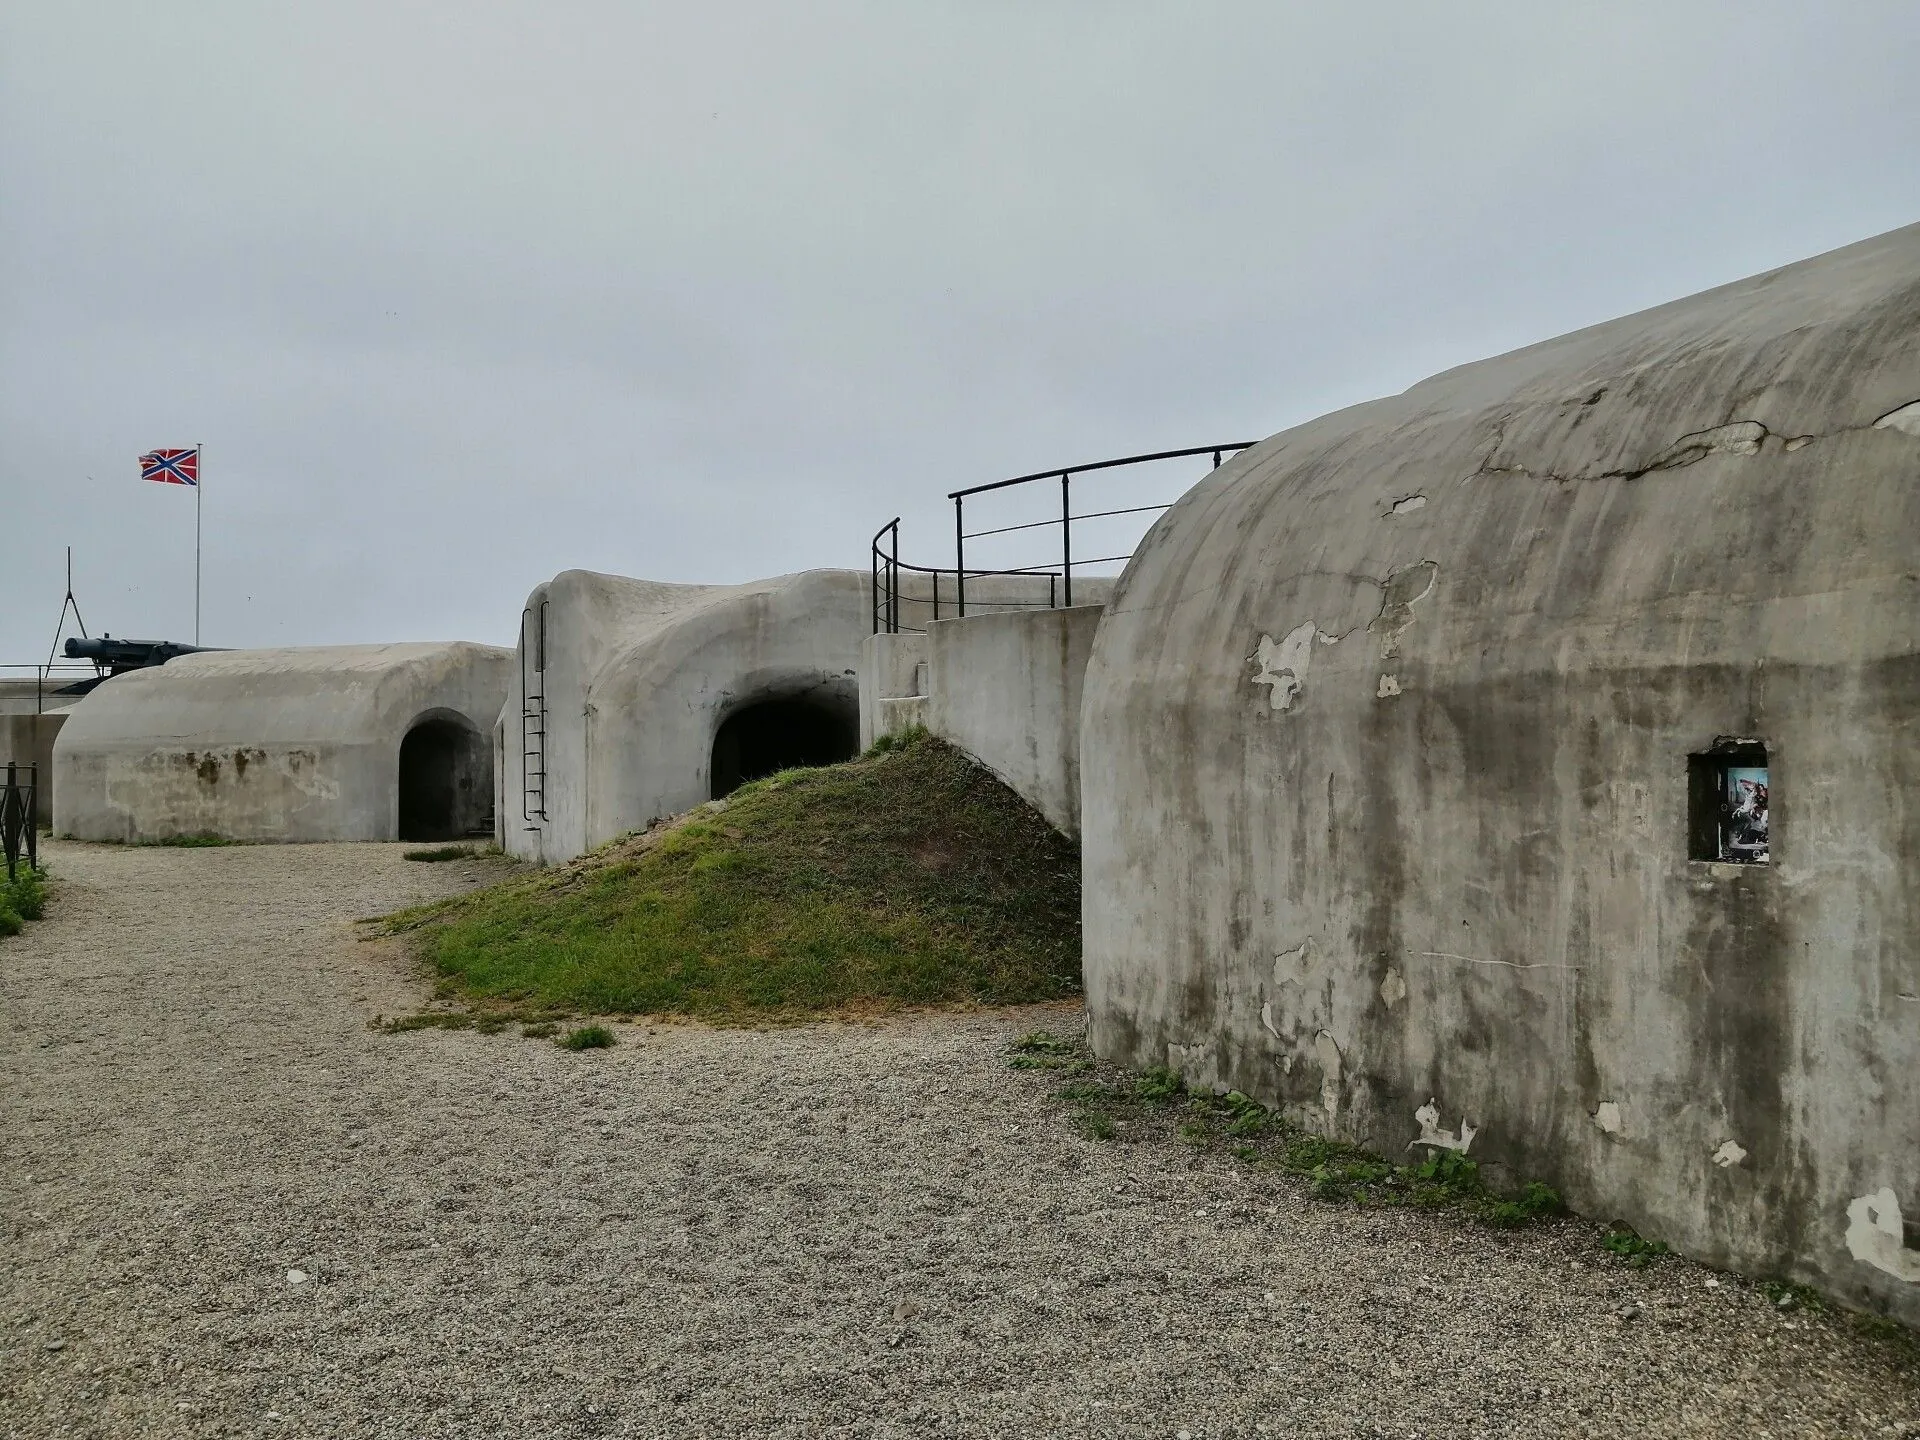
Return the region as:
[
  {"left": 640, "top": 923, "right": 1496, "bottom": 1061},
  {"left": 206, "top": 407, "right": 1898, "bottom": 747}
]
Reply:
[
  {"left": 870, "top": 519, "right": 1059, "bottom": 635},
  {"left": 952, "top": 442, "right": 1255, "bottom": 614},
  {"left": 2, "top": 762, "right": 37, "bottom": 881},
  {"left": 869, "top": 442, "right": 1257, "bottom": 634},
  {"left": 0, "top": 662, "right": 103, "bottom": 712}
]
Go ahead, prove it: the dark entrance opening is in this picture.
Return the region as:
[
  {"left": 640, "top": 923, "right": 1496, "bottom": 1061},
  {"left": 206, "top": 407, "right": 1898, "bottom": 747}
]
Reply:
[
  {"left": 710, "top": 697, "right": 858, "bottom": 799},
  {"left": 398, "top": 715, "right": 493, "bottom": 841}
]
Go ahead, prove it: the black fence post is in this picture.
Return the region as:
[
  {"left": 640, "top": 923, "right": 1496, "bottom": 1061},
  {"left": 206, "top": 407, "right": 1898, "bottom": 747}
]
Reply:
[
  {"left": 1060, "top": 472, "right": 1073, "bottom": 608},
  {"left": 2, "top": 761, "right": 16, "bottom": 882},
  {"left": 955, "top": 496, "right": 967, "bottom": 617},
  {"left": 25, "top": 765, "right": 35, "bottom": 875}
]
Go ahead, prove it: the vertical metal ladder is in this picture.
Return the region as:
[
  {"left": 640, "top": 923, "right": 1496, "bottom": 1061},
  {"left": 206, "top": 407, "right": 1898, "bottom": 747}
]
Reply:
[{"left": 520, "top": 601, "right": 549, "bottom": 826}]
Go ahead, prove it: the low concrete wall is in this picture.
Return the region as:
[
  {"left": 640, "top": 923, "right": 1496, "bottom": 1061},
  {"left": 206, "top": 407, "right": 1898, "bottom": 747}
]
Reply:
[
  {"left": 925, "top": 606, "right": 1104, "bottom": 837},
  {"left": 0, "top": 681, "right": 76, "bottom": 823},
  {"left": 858, "top": 632, "right": 928, "bottom": 750}
]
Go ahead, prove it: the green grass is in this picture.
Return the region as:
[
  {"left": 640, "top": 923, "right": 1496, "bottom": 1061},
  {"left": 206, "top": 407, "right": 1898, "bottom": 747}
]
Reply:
[
  {"left": 404, "top": 844, "right": 477, "bottom": 863},
  {"left": 140, "top": 831, "right": 236, "bottom": 847},
  {"left": 865, "top": 724, "right": 930, "bottom": 756},
  {"left": 387, "top": 734, "right": 1081, "bottom": 1022},
  {"left": 560, "top": 1024, "right": 616, "bottom": 1050},
  {"left": 1028, "top": 1037, "right": 1566, "bottom": 1228}
]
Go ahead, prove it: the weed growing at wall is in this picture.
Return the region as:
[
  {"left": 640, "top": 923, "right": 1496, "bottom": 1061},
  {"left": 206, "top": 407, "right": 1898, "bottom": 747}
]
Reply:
[
  {"left": 385, "top": 733, "right": 1081, "bottom": 1022},
  {"left": 1018, "top": 1033, "right": 1568, "bottom": 1229}
]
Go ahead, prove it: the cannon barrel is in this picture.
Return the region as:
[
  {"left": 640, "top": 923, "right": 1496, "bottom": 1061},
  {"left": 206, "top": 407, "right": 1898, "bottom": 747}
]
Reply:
[{"left": 63, "top": 636, "right": 216, "bottom": 673}]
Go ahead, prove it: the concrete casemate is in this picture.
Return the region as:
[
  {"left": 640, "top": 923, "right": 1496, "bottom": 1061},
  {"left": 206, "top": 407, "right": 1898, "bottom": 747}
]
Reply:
[
  {"left": 54, "top": 643, "right": 512, "bottom": 843},
  {"left": 1081, "top": 221, "right": 1920, "bottom": 1320},
  {"left": 501, "top": 568, "right": 872, "bottom": 865}
]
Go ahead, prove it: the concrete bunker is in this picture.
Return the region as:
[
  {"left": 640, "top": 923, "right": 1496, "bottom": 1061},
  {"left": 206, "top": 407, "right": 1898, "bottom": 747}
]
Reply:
[
  {"left": 710, "top": 691, "right": 858, "bottom": 798},
  {"left": 398, "top": 711, "right": 492, "bottom": 841},
  {"left": 498, "top": 568, "right": 876, "bottom": 866},
  {"left": 1079, "top": 221, "right": 1920, "bottom": 1324},
  {"left": 54, "top": 642, "right": 512, "bottom": 843}
]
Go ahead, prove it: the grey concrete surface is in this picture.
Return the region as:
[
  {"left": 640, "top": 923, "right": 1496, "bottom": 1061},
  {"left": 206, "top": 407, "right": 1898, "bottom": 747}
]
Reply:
[
  {"left": 52, "top": 643, "right": 511, "bottom": 843},
  {"left": 858, "top": 631, "right": 928, "bottom": 750},
  {"left": 925, "top": 606, "right": 1104, "bottom": 838},
  {"left": 1081, "top": 221, "right": 1920, "bottom": 1322},
  {"left": 501, "top": 569, "right": 870, "bottom": 865},
  {"left": 1, "top": 681, "right": 79, "bottom": 823},
  {"left": 4, "top": 839, "right": 1915, "bottom": 1439}
]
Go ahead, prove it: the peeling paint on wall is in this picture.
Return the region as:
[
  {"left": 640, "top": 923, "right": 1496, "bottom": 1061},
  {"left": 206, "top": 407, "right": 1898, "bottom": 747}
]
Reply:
[
  {"left": 1260, "top": 1001, "right": 1281, "bottom": 1039},
  {"left": 1411, "top": 1099, "right": 1477, "bottom": 1152},
  {"left": 1366, "top": 562, "right": 1438, "bottom": 660},
  {"left": 1712, "top": 1140, "right": 1748, "bottom": 1168},
  {"left": 1313, "top": 1031, "right": 1343, "bottom": 1126},
  {"left": 1273, "top": 938, "right": 1313, "bottom": 984},
  {"left": 1846, "top": 1189, "right": 1920, "bottom": 1282},
  {"left": 1379, "top": 969, "right": 1406, "bottom": 1008},
  {"left": 1593, "top": 1102, "right": 1625, "bottom": 1136},
  {"left": 1376, "top": 674, "right": 1402, "bottom": 698},
  {"left": 1873, "top": 399, "right": 1920, "bottom": 437},
  {"left": 1387, "top": 494, "right": 1427, "bottom": 516},
  {"left": 1251, "top": 624, "right": 1339, "bottom": 713}
]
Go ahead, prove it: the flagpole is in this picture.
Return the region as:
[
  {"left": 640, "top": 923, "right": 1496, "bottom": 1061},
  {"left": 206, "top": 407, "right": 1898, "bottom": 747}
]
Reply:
[{"left": 195, "top": 442, "right": 203, "bottom": 645}]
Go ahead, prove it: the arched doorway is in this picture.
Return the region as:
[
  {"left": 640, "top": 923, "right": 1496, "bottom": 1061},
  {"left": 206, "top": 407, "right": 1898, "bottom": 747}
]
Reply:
[
  {"left": 398, "top": 714, "right": 492, "bottom": 841},
  {"left": 710, "top": 695, "right": 858, "bottom": 799}
]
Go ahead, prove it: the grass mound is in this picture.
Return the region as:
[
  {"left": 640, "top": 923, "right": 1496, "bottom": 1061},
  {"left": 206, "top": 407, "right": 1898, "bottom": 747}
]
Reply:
[{"left": 394, "top": 734, "right": 1082, "bottom": 1021}]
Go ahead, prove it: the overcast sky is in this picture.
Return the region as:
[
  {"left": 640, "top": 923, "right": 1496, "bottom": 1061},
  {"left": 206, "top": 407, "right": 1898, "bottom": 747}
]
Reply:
[{"left": 4, "top": 2, "right": 1917, "bottom": 659}]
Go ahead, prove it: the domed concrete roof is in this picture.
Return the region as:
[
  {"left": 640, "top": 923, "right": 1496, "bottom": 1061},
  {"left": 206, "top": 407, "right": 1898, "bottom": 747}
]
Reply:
[{"left": 1082, "top": 222, "right": 1920, "bottom": 1319}]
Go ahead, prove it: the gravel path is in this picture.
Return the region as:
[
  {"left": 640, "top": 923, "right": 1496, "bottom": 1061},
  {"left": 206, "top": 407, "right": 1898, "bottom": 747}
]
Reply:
[{"left": 2, "top": 840, "right": 1915, "bottom": 1440}]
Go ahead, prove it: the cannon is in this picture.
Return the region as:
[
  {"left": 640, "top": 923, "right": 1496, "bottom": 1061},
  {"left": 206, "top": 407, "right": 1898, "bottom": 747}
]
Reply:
[{"left": 55, "top": 636, "right": 219, "bottom": 694}]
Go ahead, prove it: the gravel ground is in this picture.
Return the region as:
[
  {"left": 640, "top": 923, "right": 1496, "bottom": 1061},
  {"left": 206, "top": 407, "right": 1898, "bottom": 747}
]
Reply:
[{"left": 2, "top": 839, "right": 1915, "bottom": 1440}]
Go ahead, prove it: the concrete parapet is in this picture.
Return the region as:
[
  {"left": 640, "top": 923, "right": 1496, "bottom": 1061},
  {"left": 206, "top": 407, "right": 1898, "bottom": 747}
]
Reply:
[{"left": 923, "top": 606, "right": 1104, "bottom": 837}]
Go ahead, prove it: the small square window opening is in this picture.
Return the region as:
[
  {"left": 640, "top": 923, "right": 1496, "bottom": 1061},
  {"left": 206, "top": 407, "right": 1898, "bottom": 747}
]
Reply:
[{"left": 1688, "top": 740, "right": 1769, "bottom": 864}]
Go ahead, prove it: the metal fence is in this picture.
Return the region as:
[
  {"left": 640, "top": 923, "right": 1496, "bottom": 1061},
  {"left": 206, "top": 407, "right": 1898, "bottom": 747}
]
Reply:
[
  {"left": 869, "top": 519, "right": 1059, "bottom": 636},
  {"left": 870, "top": 443, "right": 1255, "bottom": 634},
  {"left": 2, "top": 762, "right": 37, "bottom": 881},
  {"left": 0, "top": 662, "right": 99, "bottom": 712}
]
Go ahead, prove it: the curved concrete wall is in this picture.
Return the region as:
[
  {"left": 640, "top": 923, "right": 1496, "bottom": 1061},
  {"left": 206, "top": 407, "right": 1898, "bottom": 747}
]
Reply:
[
  {"left": 54, "top": 643, "right": 512, "bottom": 842},
  {"left": 1081, "top": 223, "right": 1920, "bottom": 1319},
  {"left": 502, "top": 569, "right": 870, "bottom": 865}
]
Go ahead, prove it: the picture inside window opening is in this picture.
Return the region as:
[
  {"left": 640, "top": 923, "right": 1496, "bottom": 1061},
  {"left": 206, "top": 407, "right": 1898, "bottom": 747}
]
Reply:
[{"left": 1688, "top": 741, "right": 1769, "bottom": 865}]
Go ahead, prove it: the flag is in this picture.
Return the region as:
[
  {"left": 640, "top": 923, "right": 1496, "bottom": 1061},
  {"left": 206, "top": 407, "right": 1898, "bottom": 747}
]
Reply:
[{"left": 140, "top": 448, "right": 199, "bottom": 486}]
